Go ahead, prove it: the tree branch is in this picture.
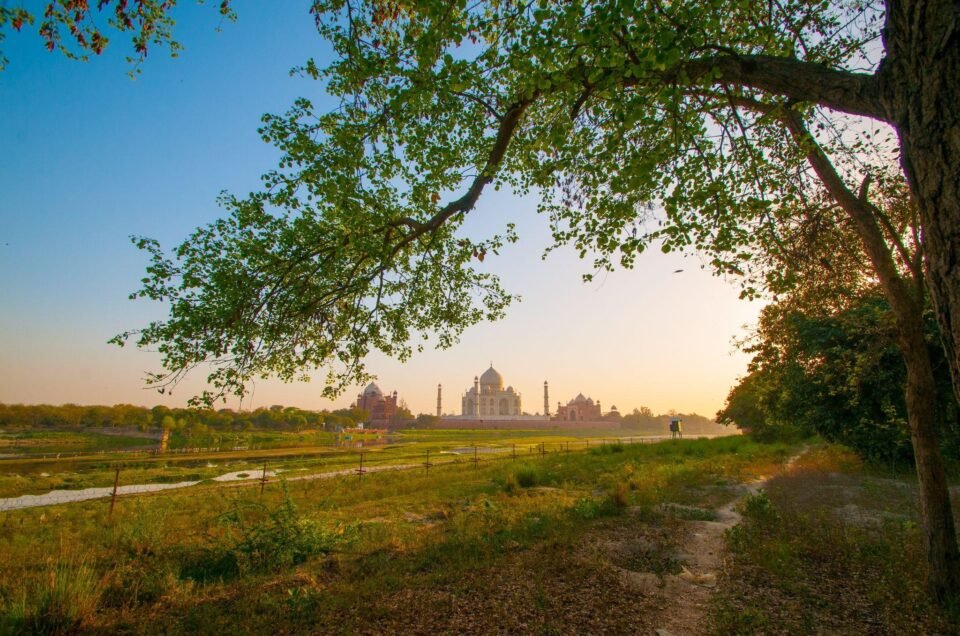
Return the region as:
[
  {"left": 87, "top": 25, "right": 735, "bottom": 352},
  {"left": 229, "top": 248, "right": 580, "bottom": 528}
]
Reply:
[{"left": 665, "top": 54, "right": 886, "bottom": 121}]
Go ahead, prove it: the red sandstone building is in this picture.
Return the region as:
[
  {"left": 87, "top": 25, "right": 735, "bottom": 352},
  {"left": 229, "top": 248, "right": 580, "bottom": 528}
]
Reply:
[
  {"left": 554, "top": 393, "right": 602, "bottom": 422},
  {"left": 353, "top": 382, "right": 398, "bottom": 426}
]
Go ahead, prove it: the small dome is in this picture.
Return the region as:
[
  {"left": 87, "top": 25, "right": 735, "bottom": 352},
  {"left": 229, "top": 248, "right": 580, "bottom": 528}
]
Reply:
[
  {"left": 479, "top": 365, "right": 504, "bottom": 389},
  {"left": 506, "top": 385, "right": 514, "bottom": 393},
  {"left": 363, "top": 382, "right": 383, "bottom": 397}
]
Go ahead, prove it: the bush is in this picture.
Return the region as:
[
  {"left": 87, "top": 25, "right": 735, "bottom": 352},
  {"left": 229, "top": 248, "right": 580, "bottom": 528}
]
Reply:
[
  {"left": 589, "top": 442, "right": 625, "bottom": 455},
  {"left": 184, "top": 481, "right": 359, "bottom": 581},
  {"left": 501, "top": 464, "right": 540, "bottom": 493},
  {"left": 741, "top": 490, "right": 780, "bottom": 524},
  {"left": 570, "top": 495, "right": 623, "bottom": 520}
]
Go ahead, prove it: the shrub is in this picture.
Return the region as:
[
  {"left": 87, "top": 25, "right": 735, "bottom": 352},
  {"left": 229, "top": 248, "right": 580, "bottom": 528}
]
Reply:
[
  {"left": 571, "top": 496, "right": 623, "bottom": 520},
  {"left": 741, "top": 490, "right": 780, "bottom": 524},
  {"left": 222, "top": 482, "right": 359, "bottom": 574},
  {"left": 610, "top": 481, "right": 630, "bottom": 508},
  {"left": 183, "top": 481, "right": 359, "bottom": 581},
  {"left": 512, "top": 464, "right": 539, "bottom": 489},
  {"left": 589, "top": 442, "right": 625, "bottom": 455}
]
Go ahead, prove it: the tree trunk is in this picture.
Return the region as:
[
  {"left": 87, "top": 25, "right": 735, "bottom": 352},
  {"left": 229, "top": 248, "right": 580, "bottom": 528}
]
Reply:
[
  {"left": 881, "top": 0, "right": 960, "bottom": 406},
  {"left": 785, "top": 101, "right": 960, "bottom": 602},
  {"left": 897, "top": 301, "right": 960, "bottom": 603}
]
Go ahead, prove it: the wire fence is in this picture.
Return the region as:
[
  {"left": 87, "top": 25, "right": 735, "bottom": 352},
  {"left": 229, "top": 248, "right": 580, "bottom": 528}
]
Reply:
[{"left": 0, "top": 435, "right": 711, "bottom": 514}]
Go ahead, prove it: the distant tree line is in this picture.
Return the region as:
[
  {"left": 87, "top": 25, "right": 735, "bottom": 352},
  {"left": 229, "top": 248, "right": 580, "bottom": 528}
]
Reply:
[{"left": 0, "top": 403, "right": 369, "bottom": 433}]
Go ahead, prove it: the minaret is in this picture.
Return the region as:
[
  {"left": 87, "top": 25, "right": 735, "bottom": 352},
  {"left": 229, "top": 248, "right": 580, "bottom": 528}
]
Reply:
[
  {"left": 544, "top": 381, "right": 550, "bottom": 417},
  {"left": 436, "top": 383, "right": 442, "bottom": 417},
  {"left": 473, "top": 376, "right": 480, "bottom": 416}
]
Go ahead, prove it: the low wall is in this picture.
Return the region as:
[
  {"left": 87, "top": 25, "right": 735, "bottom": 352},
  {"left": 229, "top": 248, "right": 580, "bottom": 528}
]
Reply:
[{"left": 432, "top": 418, "right": 618, "bottom": 430}]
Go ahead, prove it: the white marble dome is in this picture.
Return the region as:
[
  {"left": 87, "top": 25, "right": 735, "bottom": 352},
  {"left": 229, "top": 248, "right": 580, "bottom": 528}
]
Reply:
[{"left": 479, "top": 365, "right": 504, "bottom": 390}]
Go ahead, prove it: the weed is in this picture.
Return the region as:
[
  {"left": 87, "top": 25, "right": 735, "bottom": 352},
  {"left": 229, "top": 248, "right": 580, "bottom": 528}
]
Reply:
[
  {"left": 610, "top": 481, "right": 630, "bottom": 508},
  {"left": 514, "top": 464, "right": 539, "bottom": 488},
  {"left": 589, "top": 442, "right": 625, "bottom": 455},
  {"left": 222, "top": 481, "right": 359, "bottom": 574},
  {"left": 502, "top": 463, "right": 540, "bottom": 493},
  {"left": 571, "top": 496, "right": 621, "bottom": 520},
  {"left": 17, "top": 557, "right": 105, "bottom": 634},
  {"left": 741, "top": 490, "right": 779, "bottom": 523},
  {"left": 660, "top": 504, "right": 717, "bottom": 521}
]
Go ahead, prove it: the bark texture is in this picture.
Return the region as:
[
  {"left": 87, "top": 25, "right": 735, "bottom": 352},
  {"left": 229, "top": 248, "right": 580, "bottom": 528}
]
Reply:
[{"left": 881, "top": 0, "right": 960, "bottom": 408}]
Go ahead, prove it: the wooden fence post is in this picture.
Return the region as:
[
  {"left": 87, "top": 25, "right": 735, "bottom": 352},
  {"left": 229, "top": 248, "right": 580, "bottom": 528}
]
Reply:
[
  {"left": 260, "top": 463, "right": 268, "bottom": 495},
  {"left": 358, "top": 452, "right": 364, "bottom": 480},
  {"left": 108, "top": 467, "right": 120, "bottom": 519}
]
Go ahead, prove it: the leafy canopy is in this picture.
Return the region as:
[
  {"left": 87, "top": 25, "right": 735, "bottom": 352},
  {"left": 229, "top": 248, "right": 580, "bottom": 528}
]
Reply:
[{"left": 114, "top": 0, "right": 886, "bottom": 405}]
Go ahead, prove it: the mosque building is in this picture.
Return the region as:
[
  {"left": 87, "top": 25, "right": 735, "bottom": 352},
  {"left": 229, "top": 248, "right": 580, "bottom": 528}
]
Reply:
[
  {"left": 554, "top": 393, "right": 602, "bottom": 422},
  {"left": 353, "top": 382, "right": 398, "bottom": 425}
]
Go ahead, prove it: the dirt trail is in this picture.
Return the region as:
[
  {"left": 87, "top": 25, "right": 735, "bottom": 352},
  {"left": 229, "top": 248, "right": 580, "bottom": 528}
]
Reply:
[{"left": 603, "top": 452, "right": 805, "bottom": 635}]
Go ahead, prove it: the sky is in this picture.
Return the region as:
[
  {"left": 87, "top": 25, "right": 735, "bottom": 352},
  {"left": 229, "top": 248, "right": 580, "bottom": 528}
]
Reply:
[{"left": 0, "top": 2, "right": 763, "bottom": 418}]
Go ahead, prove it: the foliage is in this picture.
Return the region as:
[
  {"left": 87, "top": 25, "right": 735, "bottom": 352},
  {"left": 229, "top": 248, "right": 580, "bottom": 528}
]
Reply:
[
  {"left": 718, "top": 290, "right": 960, "bottom": 462},
  {"left": 109, "top": 0, "right": 897, "bottom": 406},
  {"left": 0, "top": 402, "right": 368, "bottom": 436},
  {"left": 0, "top": 1, "right": 234, "bottom": 72},
  {"left": 740, "top": 490, "right": 779, "bottom": 523}
]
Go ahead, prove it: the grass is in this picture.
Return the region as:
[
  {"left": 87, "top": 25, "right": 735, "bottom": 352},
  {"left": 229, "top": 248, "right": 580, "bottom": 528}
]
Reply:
[
  {"left": 712, "top": 444, "right": 956, "bottom": 634},
  {"left": 1, "top": 436, "right": 941, "bottom": 633},
  {"left": 0, "top": 434, "right": 784, "bottom": 633}
]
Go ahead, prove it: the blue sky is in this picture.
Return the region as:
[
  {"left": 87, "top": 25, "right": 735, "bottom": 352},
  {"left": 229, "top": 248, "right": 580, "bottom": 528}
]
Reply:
[{"left": 0, "top": 2, "right": 762, "bottom": 416}]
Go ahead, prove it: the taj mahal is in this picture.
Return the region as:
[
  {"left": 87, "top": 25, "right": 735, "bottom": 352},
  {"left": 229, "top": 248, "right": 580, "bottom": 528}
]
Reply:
[
  {"left": 460, "top": 364, "right": 527, "bottom": 418},
  {"left": 429, "top": 364, "right": 612, "bottom": 430},
  {"left": 434, "top": 364, "right": 562, "bottom": 424}
]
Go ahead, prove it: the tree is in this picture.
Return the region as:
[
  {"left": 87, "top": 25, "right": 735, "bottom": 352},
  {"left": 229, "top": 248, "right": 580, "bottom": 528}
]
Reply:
[
  {"left": 110, "top": 0, "right": 960, "bottom": 599},
  {"left": 719, "top": 291, "right": 960, "bottom": 459}
]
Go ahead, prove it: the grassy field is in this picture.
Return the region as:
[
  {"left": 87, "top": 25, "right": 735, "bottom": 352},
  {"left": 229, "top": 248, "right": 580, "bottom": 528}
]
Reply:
[
  {"left": 0, "top": 428, "right": 632, "bottom": 499},
  {"left": 0, "top": 434, "right": 783, "bottom": 633},
  {"left": 0, "top": 434, "right": 950, "bottom": 634}
]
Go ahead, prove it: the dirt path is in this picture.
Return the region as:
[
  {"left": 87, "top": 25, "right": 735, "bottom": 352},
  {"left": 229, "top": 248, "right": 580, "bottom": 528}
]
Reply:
[{"left": 600, "top": 453, "right": 805, "bottom": 635}]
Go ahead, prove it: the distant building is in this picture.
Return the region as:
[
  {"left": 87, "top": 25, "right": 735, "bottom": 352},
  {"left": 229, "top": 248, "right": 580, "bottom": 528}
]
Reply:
[
  {"left": 555, "top": 393, "right": 602, "bottom": 422},
  {"left": 353, "top": 382, "right": 398, "bottom": 425},
  {"left": 461, "top": 364, "right": 522, "bottom": 418}
]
